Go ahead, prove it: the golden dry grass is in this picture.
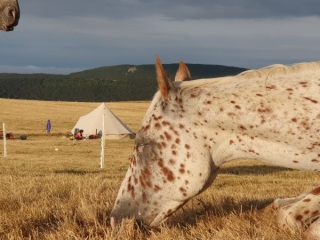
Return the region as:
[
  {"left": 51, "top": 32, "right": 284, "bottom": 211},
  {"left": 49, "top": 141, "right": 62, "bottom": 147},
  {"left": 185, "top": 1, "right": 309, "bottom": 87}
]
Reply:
[{"left": 0, "top": 98, "right": 319, "bottom": 239}]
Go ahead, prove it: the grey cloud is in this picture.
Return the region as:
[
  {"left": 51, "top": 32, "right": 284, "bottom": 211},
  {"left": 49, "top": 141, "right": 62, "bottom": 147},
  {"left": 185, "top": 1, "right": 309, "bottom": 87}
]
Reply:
[
  {"left": 0, "top": 65, "right": 84, "bottom": 74},
  {"left": 21, "top": 0, "right": 320, "bottom": 20},
  {"left": 1, "top": 1, "right": 320, "bottom": 74}
]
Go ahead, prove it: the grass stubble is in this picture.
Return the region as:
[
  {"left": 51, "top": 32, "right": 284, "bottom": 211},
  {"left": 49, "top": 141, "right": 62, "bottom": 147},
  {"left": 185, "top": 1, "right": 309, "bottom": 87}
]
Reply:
[{"left": 0, "top": 98, "right": 319, "bottom": 239}]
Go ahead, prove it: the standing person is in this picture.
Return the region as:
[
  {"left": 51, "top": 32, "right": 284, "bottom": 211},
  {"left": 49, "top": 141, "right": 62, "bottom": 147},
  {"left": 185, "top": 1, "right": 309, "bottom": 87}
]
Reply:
[{"left": 46, "top": 119, "right": 51, "bottom": 134}]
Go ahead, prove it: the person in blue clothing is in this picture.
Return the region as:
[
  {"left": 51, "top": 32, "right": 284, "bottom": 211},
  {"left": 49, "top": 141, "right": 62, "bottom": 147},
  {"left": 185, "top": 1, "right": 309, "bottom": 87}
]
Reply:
[{"left": 46, "top": 119, "right": 51, "bottom": 133}]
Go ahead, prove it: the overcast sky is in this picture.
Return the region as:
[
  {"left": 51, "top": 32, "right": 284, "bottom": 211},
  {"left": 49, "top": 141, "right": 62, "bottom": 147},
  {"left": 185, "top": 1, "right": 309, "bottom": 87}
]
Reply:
[{"left": 1, "top": 0, "right": 320, "bottom": 74}]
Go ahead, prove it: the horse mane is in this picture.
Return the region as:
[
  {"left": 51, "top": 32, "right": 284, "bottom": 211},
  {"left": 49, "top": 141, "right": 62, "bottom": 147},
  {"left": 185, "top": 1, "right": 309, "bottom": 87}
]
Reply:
[
  {"left": 175, "top": 61, "right": 320, "bottom": 91},
  {"left": 238, "top": 61, "right": 320, "bottom": 80},
  {"left": 147, "top": 61, "right": 320, "bottom": 122}
]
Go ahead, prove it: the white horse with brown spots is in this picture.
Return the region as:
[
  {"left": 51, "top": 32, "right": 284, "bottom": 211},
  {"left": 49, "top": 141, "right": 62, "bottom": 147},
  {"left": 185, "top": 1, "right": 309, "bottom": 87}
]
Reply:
[
  {"left": 273, "top": 186, "right": 320, "bottom": 239},
  {"left": 110, "top": 56, "right": 320, "bottom": 236}
]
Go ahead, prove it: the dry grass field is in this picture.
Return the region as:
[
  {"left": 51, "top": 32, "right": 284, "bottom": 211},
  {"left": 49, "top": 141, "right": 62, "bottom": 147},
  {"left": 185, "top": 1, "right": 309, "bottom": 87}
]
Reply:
[{"left": 0, "top": 98, "right": 319, "bottom": 239}]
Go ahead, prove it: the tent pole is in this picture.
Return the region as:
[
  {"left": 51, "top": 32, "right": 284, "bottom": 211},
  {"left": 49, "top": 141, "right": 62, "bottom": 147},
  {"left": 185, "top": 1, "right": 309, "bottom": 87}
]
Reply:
[
  {"left": 100, "top": 114, "right": 105, "bottom": 168},
  {"left": 3, "top": 123, "right": 7, "bottom": 158}
]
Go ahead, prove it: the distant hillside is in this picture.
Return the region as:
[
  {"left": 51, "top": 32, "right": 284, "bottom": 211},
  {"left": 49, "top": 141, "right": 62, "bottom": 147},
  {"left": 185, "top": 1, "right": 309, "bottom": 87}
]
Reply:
[{"left": 0, "top": 64, "right": 247, "bottom": 102}]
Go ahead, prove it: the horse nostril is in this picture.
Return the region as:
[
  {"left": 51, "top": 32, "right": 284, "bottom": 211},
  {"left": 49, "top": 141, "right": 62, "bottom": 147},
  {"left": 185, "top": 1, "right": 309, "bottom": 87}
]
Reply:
[{"left": 8, "top": 8, "right": 17, "bottom": 19}]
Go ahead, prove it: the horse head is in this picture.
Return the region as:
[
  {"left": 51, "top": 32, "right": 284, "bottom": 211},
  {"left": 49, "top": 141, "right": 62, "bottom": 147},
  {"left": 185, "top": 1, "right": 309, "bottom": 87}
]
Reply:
[{"left": 110, "top": 56, "right": 219, "bottom": 229}]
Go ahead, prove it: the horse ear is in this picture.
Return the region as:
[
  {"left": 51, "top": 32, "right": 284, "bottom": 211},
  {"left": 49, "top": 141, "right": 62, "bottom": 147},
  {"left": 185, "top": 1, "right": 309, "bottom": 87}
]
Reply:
[
  {"left": 175, "top": 61, "right": 191, "bottom": 81},
  {"left": 155, "top": 56, "right": 174, "bottom": 100}
]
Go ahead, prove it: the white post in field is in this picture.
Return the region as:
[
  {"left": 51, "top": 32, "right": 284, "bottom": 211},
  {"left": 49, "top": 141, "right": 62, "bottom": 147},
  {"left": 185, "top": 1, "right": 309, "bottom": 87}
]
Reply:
[
  {"left": 3, "top": 123, "right": 7, "bottom": 158},
  {"left": 100, "top": 114, "right": 105, "bottom": 168}
]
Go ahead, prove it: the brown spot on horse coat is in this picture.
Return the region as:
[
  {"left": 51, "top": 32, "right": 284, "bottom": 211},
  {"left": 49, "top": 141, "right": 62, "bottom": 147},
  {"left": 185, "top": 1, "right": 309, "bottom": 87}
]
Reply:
[
  {"left": 304, "top": 97, "right": 318, "bottom": 104},
  {"left": 164, "top": 131, "right": 172, "bottom": 141},
  {"left": 311, "top": 187, "right": 320, "bottom": 195}
]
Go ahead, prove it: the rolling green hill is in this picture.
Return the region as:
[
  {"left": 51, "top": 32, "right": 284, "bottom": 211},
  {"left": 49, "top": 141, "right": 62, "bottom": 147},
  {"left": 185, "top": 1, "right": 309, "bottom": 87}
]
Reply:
[{"left": 0, "top": 63, "right": 247, "bottom": 102}]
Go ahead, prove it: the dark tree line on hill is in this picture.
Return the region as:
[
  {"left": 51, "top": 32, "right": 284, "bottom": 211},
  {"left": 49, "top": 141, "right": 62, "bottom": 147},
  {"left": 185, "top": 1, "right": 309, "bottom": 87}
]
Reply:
[{"left": 0, "top": 64, "right": 247, "bottom": 102}]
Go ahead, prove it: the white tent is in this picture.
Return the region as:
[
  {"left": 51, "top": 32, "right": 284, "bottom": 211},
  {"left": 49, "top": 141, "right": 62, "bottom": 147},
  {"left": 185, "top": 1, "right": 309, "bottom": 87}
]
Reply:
[{"left": 71, "top": 102, "right": 134, "bottom": 140}]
